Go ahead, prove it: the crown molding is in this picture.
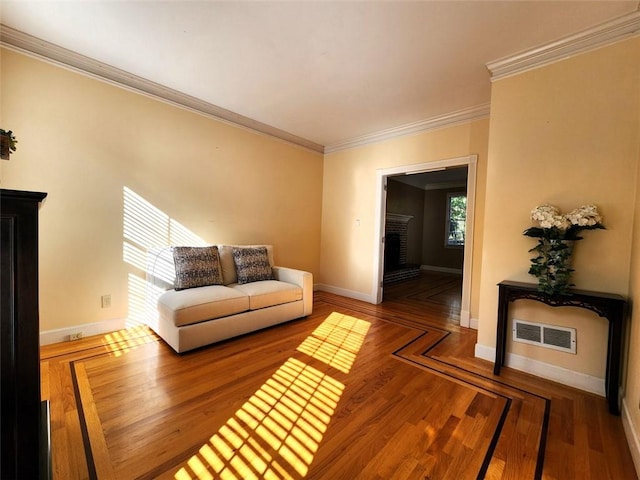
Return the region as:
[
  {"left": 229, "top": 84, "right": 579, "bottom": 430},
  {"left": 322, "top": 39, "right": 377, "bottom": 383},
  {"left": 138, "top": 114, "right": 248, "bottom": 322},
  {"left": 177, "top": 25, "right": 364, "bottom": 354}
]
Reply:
[
  {"left": 487, "top": 11, "right": 640, "bottom": 81},
  {"left": 0, "top": 25, "right": 324, "bottom": 154},
  {"left": 324, "top": 103, "right": 490, "bottom": 155},
  {"left": 8, "top": 8, "right": 634, "bottom": 157}
]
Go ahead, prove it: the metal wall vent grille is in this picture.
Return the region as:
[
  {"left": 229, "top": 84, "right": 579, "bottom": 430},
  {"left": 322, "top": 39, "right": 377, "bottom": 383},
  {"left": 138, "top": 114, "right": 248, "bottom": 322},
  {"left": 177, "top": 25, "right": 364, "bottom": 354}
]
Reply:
[{"left": 513, "top": 319, "right": 576, "bottom": 354}]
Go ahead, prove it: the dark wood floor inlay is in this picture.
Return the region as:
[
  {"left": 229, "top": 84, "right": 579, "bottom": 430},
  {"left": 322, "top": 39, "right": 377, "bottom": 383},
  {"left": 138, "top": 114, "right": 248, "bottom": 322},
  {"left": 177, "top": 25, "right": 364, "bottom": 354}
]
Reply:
[{"left": 40, "top": 286, "right": 637, "bottom": 480}]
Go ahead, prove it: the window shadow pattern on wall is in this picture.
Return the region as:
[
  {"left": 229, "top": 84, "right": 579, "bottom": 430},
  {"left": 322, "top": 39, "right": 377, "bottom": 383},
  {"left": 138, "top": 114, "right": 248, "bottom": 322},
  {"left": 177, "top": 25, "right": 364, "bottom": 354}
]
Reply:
[
  {"left": 174, "top": 312, "right": 371, "bottom": 480},
  {"left": 122, "top": 186, "right": 206, "bottom": 327}
]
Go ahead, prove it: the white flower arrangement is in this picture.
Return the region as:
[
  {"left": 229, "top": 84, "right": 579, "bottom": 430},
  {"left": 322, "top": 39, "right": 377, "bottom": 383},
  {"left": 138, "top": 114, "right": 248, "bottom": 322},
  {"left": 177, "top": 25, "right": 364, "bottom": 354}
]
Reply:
[
  {"left": 525, "top": 203, "right": 605, "bottom": 295},
  {"left": 526, "top": 203, "right": 604, "bottom": 239}
]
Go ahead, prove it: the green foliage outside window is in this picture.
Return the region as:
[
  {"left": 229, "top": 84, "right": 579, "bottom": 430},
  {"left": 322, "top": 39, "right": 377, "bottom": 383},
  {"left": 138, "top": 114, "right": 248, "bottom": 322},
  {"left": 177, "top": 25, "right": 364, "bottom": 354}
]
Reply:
[{"left": 447, "top": 194, "right": 466, "bottom": 246}]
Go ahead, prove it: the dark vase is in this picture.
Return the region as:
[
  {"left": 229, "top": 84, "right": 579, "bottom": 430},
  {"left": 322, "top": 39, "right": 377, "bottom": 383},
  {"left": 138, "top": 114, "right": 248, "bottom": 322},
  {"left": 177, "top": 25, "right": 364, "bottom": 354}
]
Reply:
[
  {"left": 528, "top": 238, "right": 575, "bottom": 295},
  {"left": 0, "top": 135, "right": 10, "bottom": 160}
]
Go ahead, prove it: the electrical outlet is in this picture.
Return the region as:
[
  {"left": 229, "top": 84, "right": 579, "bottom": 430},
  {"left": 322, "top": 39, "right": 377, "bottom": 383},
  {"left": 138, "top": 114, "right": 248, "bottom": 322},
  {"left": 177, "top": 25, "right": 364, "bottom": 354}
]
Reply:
[
  {"left": 101, "top": 294, "right": 111, "bottom": 309},
  {"left": 69, "top": 332, "right": 83, "bottom": 341}
]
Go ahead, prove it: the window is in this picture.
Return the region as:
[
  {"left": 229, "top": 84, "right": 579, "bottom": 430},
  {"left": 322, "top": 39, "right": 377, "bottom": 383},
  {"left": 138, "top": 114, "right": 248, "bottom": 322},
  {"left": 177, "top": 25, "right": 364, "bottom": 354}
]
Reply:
[{"left": 446, "top": 193, "right": 466, "bottom": 246}]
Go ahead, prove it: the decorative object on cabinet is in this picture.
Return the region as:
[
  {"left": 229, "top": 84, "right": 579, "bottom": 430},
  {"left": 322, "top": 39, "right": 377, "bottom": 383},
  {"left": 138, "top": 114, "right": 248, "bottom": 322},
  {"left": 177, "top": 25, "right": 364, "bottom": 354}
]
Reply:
[
  {"left": 1, "top": 189, "right": 50, "bottom": 479},
  {"left": 0, "top": 129, "right": 18, "bottom": 160},
  {"left": 524, "top": 204, "right": 604, "bottom": 295}
]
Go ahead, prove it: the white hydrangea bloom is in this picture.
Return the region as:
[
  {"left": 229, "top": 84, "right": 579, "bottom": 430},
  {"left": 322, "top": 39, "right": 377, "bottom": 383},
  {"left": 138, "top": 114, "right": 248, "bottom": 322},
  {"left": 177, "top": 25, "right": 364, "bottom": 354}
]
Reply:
[
  {"left": 553, "top": 215, "right": 570, "bottom": 229},
  {"left": 531, "top": 204, "right": 570, "bottom": 229},
  {"left": 565, "top": 204, "right": 602, "bottom": 227},
  {"left": 531, "top": 204, "right": 558, "bottom": 223}
]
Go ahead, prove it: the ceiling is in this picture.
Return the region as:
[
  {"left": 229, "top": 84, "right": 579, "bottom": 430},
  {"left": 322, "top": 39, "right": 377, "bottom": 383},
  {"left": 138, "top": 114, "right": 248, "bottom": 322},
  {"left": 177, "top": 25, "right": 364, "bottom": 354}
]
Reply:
[{"left": 1, "top": 1, "right": 639, "bottom": 152}]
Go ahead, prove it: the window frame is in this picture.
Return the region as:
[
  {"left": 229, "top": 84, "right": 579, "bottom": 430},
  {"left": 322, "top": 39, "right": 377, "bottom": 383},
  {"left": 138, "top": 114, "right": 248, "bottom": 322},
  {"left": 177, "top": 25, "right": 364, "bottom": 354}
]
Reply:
[{"left": 445, "top": 192, "right": 466, "bottom": 248}]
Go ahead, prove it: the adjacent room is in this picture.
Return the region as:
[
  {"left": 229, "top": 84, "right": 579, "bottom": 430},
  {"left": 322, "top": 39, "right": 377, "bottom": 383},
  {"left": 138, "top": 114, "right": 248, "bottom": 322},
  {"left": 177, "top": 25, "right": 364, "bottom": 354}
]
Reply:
[{"left": 1, "top": 2, "right": 639, "bottom": 479}]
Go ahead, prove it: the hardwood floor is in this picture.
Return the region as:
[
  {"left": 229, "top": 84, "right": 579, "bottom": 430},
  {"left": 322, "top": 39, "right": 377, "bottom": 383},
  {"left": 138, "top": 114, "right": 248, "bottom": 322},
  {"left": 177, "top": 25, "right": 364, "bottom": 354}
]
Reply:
[
  {"left": 383, "top": 271, "right": 463, "bottom": 326},
  {"left": 41, "top": 279, "right": 637, "bottom": 479}
]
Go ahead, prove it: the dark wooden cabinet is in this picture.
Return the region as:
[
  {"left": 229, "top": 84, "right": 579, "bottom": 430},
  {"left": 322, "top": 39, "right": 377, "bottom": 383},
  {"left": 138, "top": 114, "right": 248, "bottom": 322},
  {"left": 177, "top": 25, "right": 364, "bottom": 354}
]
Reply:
[{"left": 1, "top": 189, "right": 48, "bottom": 479}]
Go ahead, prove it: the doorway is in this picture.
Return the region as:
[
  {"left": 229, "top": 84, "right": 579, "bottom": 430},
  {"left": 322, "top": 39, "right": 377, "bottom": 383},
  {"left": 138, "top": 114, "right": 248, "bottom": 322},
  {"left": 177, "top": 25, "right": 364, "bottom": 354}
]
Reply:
[{"left": 372, "top": 155, "right": 477, "bottom": 328}]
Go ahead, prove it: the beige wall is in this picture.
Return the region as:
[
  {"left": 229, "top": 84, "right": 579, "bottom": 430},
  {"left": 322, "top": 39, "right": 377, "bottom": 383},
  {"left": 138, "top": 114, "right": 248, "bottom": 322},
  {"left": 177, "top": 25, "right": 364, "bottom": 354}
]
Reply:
[
  {"left": 0, "top": 49, "right": 323, "bottom": 332},
  {"left": 320, "top": 118, "right": 489, "bottom": 317},
  {"left": 625, "top": 44, "right": 640, "bottom": 470},
  {"left": 477, "top": 38, "right": 639, "bottom": 463},
  {"left": 477, "top": 37, "right": 640, "bottom": 381}
]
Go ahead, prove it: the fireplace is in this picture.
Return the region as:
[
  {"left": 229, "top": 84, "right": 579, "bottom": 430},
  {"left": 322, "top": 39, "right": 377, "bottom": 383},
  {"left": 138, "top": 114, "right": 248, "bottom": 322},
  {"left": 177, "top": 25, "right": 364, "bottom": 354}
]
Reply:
[
  {"left": 384, "top": 233, "right": 401, "bottom": 270},
  {"left": 384, "top": 213, "right": 421, "bottom": 284}
]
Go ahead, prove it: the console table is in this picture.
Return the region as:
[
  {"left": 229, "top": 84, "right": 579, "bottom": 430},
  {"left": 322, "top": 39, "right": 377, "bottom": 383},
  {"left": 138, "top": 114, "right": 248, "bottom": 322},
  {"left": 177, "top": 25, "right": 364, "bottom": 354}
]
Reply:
[{"left": 494, "top": 280, "right": 627, "bottom": 415}]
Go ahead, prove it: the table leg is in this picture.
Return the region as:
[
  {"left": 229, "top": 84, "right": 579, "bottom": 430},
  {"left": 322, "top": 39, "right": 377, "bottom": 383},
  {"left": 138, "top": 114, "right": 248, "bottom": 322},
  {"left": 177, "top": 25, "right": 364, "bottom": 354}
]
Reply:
[{"left": 494, "top": 286, "right": 508, "bottom": 375}]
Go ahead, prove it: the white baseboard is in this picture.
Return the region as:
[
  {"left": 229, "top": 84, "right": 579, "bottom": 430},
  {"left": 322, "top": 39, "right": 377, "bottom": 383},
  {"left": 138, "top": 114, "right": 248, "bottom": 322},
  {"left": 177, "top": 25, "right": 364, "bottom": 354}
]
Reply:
[
  {"left": 314, "top": 284, "right": 375, "bottom": 303},
  {"left": 40, "top": 317, "right": 128, "bottom": 345},
  {"left": 460, "top": 310, "right": 471, "bottom": 328},
  {"left": 475, "top": 343, "right": 496, "bottom": 363},
  {"left": 420, "top": 265, "right": 463, "bottom": 275},
  {"left": 469, "top": 317, "right": 479, "bottom": 330},
  {"left": 622, "top": 398, "right": 640, "bottom": 477},
  {"left": 474, "top": 343, "right": 605, "bottom": 396}
]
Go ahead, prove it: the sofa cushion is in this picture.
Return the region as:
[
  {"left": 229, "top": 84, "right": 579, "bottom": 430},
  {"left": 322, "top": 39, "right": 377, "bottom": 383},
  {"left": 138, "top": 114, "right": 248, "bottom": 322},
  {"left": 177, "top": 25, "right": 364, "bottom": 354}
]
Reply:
[
  {"left": 230, "top": 280, "right": 302, "bottom": 310},
  {"left": 232, "top": 246, "right": 275, "bottom": 284},
  {"left": 172, "top": 246, "right": 223, "bottom": 290},
  {"left": 157, "top": 285, "right": 249, "bottom": 327},
  {"left": 218, "top": 245, "right": 274, "bottom": 285}
]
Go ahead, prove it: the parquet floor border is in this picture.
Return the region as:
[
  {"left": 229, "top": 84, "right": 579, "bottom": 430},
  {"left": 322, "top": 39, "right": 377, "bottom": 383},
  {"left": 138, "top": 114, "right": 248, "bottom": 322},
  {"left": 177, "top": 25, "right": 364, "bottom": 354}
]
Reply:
[
  {"left": 393, "top": 330, "right": 550, "bottom": 480},
  {"left": 315, "top": 292, "right": 550, "bottom": 479},
  {"left": 65, "top": 311, "right": 537, "bottom": 479},
  {"left": 41, "top": 289, "right": 637, "bottom": 479}
]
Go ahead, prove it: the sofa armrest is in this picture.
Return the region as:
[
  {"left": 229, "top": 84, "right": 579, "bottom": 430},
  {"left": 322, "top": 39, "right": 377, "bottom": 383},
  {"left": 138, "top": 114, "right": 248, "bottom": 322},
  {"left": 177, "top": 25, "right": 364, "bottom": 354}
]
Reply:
[{"left": 272, "top": 266, "right": 313, "bottom": 316}]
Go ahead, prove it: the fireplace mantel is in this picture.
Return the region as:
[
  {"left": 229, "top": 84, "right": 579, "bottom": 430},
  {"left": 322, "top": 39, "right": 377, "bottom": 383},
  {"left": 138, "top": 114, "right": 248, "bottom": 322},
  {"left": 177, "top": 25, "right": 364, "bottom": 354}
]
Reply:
[{"left": 386, "top": 213, "right": 413, "bottom": 224}]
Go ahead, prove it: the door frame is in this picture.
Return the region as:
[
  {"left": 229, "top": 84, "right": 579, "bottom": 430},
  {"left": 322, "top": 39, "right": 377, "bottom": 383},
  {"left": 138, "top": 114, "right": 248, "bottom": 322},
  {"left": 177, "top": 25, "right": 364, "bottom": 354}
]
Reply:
[{"left": 372, "top": 154, "right": 478, "bottom": 328}]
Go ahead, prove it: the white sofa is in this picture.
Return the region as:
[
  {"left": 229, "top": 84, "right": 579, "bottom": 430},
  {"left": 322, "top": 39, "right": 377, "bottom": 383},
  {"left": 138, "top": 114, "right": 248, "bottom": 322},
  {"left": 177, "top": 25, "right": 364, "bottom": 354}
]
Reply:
[{"left": 147, "top": 245, "right": 313, "bottom": 353}]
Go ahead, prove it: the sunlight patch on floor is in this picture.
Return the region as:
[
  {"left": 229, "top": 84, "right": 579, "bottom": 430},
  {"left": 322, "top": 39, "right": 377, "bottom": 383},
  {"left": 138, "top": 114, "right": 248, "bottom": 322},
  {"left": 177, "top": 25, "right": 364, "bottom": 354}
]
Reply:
[
  {"left": 296, "top": 312, "right": 371, "bottom": 373},
  {"left": 174, "top": 313, "right": 370, "bottom": 479},
  {"left": 101, "top": 325, "right": 157, "bottom": 357},
  {"left": 175, "top": 358, "right": 344, "bottom": 480}
]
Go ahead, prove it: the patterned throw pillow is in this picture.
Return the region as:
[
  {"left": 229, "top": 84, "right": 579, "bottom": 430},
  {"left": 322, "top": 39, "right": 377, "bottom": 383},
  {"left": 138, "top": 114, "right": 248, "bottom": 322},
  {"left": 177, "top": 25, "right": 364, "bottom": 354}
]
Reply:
[
  {"left": 232, "top": 246, "right": 274, "bottom": 284},
  {"left": 172, "top": 246, "right": 223, "bottom": 290}
]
